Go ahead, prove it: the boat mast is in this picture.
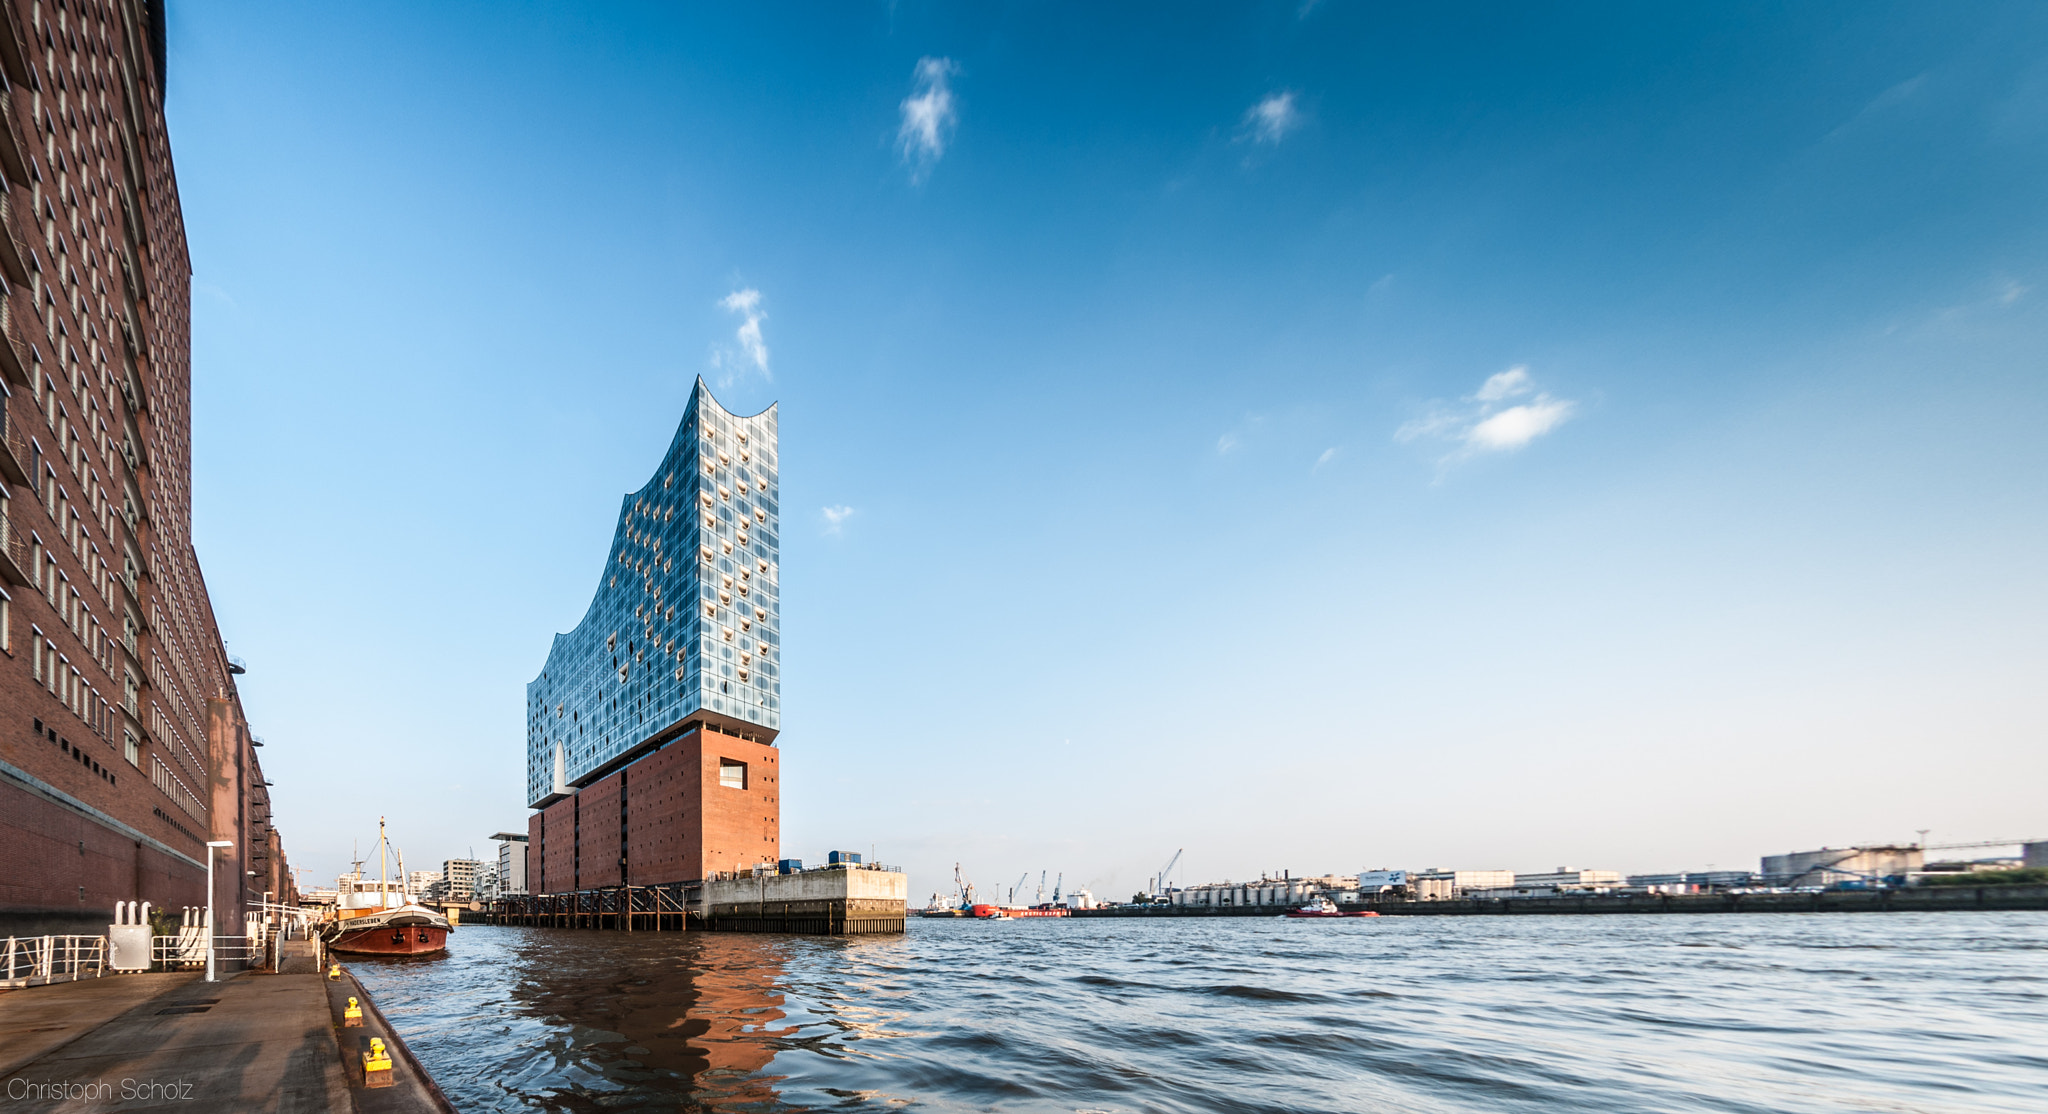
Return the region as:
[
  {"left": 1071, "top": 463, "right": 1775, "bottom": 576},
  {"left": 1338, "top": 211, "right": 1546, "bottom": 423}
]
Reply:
[{"left": 379, "top": 817, "right": 389, "bottom": 909}]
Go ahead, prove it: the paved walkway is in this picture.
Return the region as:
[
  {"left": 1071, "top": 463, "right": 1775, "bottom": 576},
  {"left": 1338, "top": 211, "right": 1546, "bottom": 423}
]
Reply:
[{"left": 0, "top": 971, "right": 351, "bottom": 1112}]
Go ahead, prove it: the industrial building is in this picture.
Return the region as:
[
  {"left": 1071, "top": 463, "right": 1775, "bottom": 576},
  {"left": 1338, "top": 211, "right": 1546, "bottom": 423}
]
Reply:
[
  {"left": 525, "top": 380, "right": 783, "bottom": 892},
  {"left": 1761, "top": 846, "right": 1923, "bottom": 888},
  {"left": 1410, "top": 869, "right": 1515, "bottom": 900},
  {"left": 0, "top": 0, "right": 296, "bottom": 935},
  {"left": 1171, "top": 874, "right": 1368, "bottom": 908}
]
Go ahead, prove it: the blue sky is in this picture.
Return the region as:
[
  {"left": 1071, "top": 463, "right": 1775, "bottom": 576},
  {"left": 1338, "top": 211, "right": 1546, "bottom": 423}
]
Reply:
[{"left": 169, "top": 2, "right": 2048, "bottom": 897}]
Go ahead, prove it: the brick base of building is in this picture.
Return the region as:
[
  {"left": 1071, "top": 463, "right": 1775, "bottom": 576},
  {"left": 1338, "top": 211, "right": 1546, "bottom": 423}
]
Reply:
[
  {"left": 0, "top": 776, "right": 206, "bottom": 937},
  {"left": 530, "top": 722, "right": 781, "bottom": 892}
]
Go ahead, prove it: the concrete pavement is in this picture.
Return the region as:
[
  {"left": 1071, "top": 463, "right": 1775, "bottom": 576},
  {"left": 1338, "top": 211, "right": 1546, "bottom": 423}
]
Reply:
[{"left": 0, "top": 971, "right": 350, "bottom": 1112}]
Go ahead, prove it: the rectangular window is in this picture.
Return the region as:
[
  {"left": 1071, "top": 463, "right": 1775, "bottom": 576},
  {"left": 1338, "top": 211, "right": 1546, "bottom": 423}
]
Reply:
[{"left": 718, "top": 759, "right": 747, "bottom": 790}]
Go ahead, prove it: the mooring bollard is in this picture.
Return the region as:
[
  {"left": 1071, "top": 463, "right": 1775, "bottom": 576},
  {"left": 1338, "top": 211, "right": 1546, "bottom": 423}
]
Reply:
[
  {"left": 344, "top": 997, "right": 363, "bottom": 1027},
  {"left": 363, "top": 1037, "right": 394, "bottom": 1087}
]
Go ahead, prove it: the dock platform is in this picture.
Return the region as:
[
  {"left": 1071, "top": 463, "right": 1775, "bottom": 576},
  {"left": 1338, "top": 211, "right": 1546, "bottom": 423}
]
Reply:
[{"left": 0, "top": 961, "right": 450, "bottom": 1111}]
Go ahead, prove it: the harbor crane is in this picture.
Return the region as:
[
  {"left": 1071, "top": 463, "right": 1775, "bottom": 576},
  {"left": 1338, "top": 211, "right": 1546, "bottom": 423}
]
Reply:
[
  {"left": 1151, "top": 848, "right": 1183, "bottom": 898},
  {"left": 1052, "top": 873, "right": 1063, "bottom": 904},
  {"left": 1012, "top": 873, "right": 1030, "bottom": 906}
]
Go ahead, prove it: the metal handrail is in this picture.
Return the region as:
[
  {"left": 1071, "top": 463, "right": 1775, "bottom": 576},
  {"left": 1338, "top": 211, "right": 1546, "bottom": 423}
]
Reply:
[{"left": 0, "top": 935, "right": 106, "bottom": 986}]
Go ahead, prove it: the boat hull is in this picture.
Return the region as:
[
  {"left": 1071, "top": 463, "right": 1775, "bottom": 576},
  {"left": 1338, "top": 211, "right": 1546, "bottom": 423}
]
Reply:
[
  {"left": 970, "top": 904, "right": 1070, "bottom": 919},
  {"left": 327, "top": 924, "right": 449, "bottom": 956},
  {"left": 1284, "top": 911, "right": 1379, "bottom": 919}
]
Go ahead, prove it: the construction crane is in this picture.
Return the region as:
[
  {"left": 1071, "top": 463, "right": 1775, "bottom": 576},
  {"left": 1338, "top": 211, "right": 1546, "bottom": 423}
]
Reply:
[
  {"left": 1052, "top": 873, "right": 1063, "bottom": 904},
  {"left": 1011, "top": 872, "right": 1029, "bottom": 906},
  {"left": 953, "top": 863, "right": 976, "bottom": 909},
  {"left": 1152, "top": 848, "right": 1183, "bottom": 898}
]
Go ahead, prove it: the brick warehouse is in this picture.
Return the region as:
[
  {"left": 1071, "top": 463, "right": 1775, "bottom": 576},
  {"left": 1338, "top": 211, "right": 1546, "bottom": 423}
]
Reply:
[
  {"left": 527, "top": 379, "right": 783, "bottom": 893},
  {"left": 0, "top": 0, "right": 295, "bottom": 935}
]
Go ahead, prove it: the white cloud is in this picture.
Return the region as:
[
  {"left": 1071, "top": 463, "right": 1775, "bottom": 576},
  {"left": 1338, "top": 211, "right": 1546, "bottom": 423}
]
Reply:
[
  {"left": 1465, "top": 397, "right": 1576, "bottom": 451},
  {"left": 898, "top": 57, "right": 959, "bottom": 183},
  {"left": 1216, "top": 433, "right": 1239, "bottom": 454},
  {"left": 1474, "top": 366, "right": 1532, "bottom": 402},
  {"left": 822, "top": 505, "right": 855, "bottom": 534},
  {"left": 1396, "top": 366, "right": 1578, "bottom": 463},
  {"left": 1314, "top": 447, "right": 1339, "bottom": 471},
  {"left": 1244, "top": 91, "right": 1301, "bottom": 145},
  {"left": 714, "top": 288, "right": 769, "bottom": 380}
]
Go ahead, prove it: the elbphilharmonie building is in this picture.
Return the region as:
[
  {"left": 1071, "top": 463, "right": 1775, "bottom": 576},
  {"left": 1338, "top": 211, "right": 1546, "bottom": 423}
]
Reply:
[{"left": 524, "top": 379, "right": 785, "bottom": 891}]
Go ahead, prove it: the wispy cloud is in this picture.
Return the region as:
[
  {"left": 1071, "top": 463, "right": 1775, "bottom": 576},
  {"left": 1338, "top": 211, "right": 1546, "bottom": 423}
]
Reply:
[
  {"left": 1473, "top": 366, "right": 1531, "bottom": 403},
  {"left": 1216, "top": 433, "right": 1240, "bottom": 454},
  {"left": 898, "top": 57, "right": 959, "bottom": 183},
  {"left": 1396, "top": 365, "right": 1578, "bottom": 463},
  {"left": 713, "top": 288, "right": 770, "bottom": 382},
  {"left": 822, "top": 505, "right": 856, "bottom": 534},
  {"left": 1243, "top": 90, "right": 1302, "bottom": 145},
  {"left": 1826, "top": 73, "right": 1928, "bottom": 141},
  {"left": 1314, "top": 447, "right": 1339, "bottom": 472}
]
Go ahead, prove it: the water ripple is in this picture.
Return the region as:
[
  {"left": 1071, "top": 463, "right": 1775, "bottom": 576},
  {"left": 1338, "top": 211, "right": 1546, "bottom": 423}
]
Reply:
[{"left": 347, "top": 911, "right": 2048, "bottom": 1113}]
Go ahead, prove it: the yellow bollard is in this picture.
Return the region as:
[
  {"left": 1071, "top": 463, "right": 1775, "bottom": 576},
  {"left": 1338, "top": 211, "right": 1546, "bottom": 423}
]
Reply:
[
  {"left": 362, "top": 1037, "right": 394, "bottom": 1087},
  {"left": 327, "top": 962, "right": 341, "bottom": 981},
  {"left": 343, "top": 996, "right": 363, "bottom": 1027}
]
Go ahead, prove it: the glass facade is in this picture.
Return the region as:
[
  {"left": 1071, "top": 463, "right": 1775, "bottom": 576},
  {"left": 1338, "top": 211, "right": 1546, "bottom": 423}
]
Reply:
[{"left": 525, "top": 380, "right": 780, "bottom": 807}]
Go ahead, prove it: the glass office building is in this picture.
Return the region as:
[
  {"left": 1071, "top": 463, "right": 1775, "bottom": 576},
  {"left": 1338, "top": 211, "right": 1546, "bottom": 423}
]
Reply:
[{"left": 525, "top": 380, "right": 780, "bottom": 808}]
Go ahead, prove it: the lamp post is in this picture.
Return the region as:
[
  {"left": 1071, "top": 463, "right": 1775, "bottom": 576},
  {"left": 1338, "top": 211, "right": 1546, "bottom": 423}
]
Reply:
[{"left": 204, "top": 840, "right": 234, "bottom": 982}]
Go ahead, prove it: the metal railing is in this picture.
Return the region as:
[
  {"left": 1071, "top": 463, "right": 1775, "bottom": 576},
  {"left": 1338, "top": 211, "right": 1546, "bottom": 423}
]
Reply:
[
  {"left": 0, "top": 935, "right": 106, "bottom": 987},
  {"left": 151, "top": 935, "right": 261, "bottom": 969}
]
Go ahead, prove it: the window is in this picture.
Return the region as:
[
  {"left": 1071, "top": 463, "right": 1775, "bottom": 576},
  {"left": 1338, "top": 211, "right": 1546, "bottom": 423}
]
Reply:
[{"left": 718, "top": 759, "right": 747, "bottom": 789}]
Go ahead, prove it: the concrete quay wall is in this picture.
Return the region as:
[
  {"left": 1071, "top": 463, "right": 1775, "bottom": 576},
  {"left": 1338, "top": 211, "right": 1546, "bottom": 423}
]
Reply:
[
  {"left": 1072, "top": 883, "right": 2048, "bottom": 918},
  {"left": 474, "top": 867, "right": 909, "bottom": 934},
  {"left": 704, "top": 868, "right": 907, "bottom": 934}
]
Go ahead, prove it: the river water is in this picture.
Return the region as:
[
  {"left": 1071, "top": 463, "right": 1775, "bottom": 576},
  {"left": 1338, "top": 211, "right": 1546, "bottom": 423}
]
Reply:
[{"left": 347, "top": 912, "right": 2048, "bottom": 1113}]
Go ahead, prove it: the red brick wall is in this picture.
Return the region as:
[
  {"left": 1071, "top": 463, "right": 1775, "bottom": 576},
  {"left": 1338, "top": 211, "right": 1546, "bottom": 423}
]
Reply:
[
  {"left": 527, "top": 811, "right": 546, "bottom": 893},
  {"left": 541, "top": 797, "right": 578, "bottom": 893},
  {"left": 624, "top": 738, "right": 698, "bottom": 885},
  {"left": 700, "top": 733, "right": 781, "bottom": 878},
  {"left": 0, "top": 780, "right": 205, "bottom": 933},
  {"left": 530, "top": 725, "right": 783, "bottom": 892},
  {"left": 579, "top": 772, "right": 624, "bottom": 889}
]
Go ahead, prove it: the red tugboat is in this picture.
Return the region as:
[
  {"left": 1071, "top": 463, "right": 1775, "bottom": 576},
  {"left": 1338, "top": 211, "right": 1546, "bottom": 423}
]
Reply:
[
  {"left": 970, "top": 903, "right": 1070, "bottom": 919},
  {"left": 319, "top": 818, "right": 452, "bottom": 957}
]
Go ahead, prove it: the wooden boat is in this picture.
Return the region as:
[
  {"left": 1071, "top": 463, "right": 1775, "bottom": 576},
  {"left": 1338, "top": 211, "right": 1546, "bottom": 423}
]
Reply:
[{"left": 318, "top": 818, "right": 451, "bottom": 956}]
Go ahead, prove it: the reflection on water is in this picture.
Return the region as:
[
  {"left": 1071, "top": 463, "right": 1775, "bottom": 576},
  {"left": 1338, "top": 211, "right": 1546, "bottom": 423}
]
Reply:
[
  {"left": 349, "top": 914, "right": 2048, "bottom": 1113},
  {"left": 351, "top": 930, "right": 813, "bottom": 1111}
]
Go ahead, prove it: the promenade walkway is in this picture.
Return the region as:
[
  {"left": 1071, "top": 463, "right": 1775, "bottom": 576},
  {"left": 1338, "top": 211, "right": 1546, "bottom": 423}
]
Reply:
[{"left": 0, "top": 963, "right": 444, "bottom": 1112}]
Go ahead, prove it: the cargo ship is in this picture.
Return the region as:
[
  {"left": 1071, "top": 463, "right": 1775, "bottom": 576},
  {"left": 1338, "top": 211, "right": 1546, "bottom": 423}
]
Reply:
[{"left": 318, "top": 818, "right": 452, "bottom": 956}]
